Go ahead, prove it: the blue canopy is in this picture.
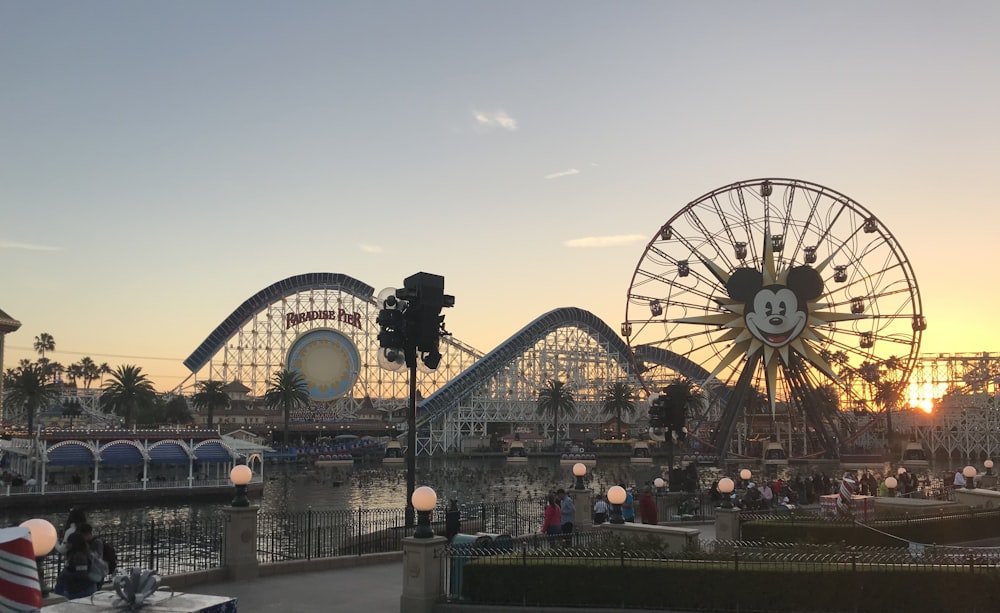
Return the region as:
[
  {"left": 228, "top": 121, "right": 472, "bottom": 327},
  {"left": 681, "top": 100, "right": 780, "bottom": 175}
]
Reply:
[{"left": 47, "top": 442, "right": 95, "bottom": 466}]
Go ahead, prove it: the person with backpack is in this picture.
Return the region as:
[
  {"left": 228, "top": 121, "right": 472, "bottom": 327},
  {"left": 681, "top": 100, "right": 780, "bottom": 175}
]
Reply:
[{"left": 53, "top": 532, "right": 101, "bottom": 600}]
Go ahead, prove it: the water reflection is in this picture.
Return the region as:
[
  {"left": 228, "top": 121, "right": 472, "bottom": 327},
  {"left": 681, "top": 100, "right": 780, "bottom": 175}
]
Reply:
[{"left": 2, "top": 457, "right": 950, "bottom": 528}]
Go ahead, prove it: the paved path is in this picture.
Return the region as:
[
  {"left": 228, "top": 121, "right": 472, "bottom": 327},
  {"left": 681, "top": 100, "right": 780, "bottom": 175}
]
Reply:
[
  {"left": 175, "top": 522, "right": 716, "bottom": 612},
  {"left": 192, "top": 561, "right": 404, "bottom": 613}
]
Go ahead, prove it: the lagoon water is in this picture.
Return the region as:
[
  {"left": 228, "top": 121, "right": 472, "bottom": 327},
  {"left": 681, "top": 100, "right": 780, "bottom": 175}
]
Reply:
[
  {"left": 3, "top": 456, "right": 945, "bottom": 529},
  {"left": 3, "top": 457, "right": 672, "bottom": 528}
]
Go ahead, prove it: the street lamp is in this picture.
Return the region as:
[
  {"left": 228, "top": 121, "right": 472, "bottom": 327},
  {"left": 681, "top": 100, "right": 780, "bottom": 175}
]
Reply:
[
  {"left": 718, "top": 477, "right": 735, "bottom": 509},
  {"left": 19, "top": 518, "right": 57, "bottom": 595},
  {"left": 986, "top": 460, "right": 994, "bottom": 476},
  {"left": 885, "top": 476, "right": 898, "bottom": 497},
  {"left": 897, "top": 466, "right": 906, "bottom": 476},
  {"left": 653, "top": 477, "right": 665, "bottom": 491},
  {"left": 963, "top": 465, "right": 977, "bottom": 490},
  {"left": 572, "top": 462, "right": 587, "bottom": 490},
  {"left": 229, "top": 465, "right": 253, "bottom": 507},
  {"left": 607, "top": 485, "right": 626, "bottom": 524},
  {"left": 412, "top": 485, "right": 437, "bottom": 538},
  {"left": 739, "top": 469, "right": 752, "bottom": 482}
]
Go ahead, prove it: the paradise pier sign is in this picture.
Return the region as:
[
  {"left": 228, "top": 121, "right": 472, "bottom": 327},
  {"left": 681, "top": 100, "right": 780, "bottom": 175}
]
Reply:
[{"left": 285, "top": 309, "right": 362, "bottom": 330}]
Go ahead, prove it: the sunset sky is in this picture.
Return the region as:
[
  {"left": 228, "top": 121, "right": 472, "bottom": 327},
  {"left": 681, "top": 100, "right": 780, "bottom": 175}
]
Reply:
[{"left": 2, "top": 2, "right": 999, "bottom": 392}]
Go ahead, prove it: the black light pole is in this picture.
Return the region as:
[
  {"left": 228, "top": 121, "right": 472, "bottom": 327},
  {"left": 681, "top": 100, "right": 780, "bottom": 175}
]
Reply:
[
  {"left": 405, "top": 344, "right": 418, "bottom": 528},
  {"left": 377, "top": 272, "right": 453, "bottom": 529}
]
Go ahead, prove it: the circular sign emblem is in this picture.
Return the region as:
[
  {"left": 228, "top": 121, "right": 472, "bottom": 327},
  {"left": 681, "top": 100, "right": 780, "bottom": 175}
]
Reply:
[{"left": 287, "top": 329, "right": 360, "bottom": 401}]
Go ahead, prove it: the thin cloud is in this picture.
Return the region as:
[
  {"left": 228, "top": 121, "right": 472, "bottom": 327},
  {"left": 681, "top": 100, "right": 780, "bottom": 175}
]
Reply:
[
  {"left": 359, "top": 244, "right": 384, "bottom": 254},
  {"left": 0, "top": 240, "right": 61, "bottom": 251},
  {"left": 544, "top": 168, "right": 580, "bottom": 180},
  {"left": 473, "top": 110, "right": 518, "bottom": 131},
  {"left": 565, "top": 234, "right": 646, "bottom": 248}
]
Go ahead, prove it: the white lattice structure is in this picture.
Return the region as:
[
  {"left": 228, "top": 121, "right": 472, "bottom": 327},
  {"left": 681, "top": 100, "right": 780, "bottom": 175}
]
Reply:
[
  {"left": 182, "top": 273, "right": 482, "bottom": 419},
  {"left": 417, "top": 310, "right": 641, "bottom": 454},
  {"left": 895, "top": 353, "right": 1000, "bottom": 462},
  {"left": 182, "top": 277, "right": 656, "bottom": 455}
]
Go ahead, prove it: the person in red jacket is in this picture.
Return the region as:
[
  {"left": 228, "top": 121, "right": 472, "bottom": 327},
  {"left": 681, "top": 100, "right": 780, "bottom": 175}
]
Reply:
[
  {"left": 638, "top": 485, "right": 658, "bottom": 524},
  {"left": 540, "top": 492, "right": 562, "bottom": 547}
]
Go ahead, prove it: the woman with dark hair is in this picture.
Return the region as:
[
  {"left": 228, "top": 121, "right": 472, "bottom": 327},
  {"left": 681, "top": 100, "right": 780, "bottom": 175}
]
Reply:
[
  {"left": 53, "top": 532, "right": 99, "bottom": 600},
  {"left": 540, "top": 493, "right": 561, "bottom": 548},
  {"left": 55, "top": 507, "right": 87, "bottom": 555}
]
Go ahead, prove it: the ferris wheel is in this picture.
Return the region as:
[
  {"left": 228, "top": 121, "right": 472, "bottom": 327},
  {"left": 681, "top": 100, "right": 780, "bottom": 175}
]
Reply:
[{"left": 623, "top": 178, "right": 926, "bottom": 459}]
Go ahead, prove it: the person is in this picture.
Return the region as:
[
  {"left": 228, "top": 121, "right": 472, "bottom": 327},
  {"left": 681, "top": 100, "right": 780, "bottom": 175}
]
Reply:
[
  {"left": 593, "top": 496, "right": 609, "bottom": 524},
  {"left": 56, "top": 507, "right": 88, "bottom": 555},
  {"left": 760, "top": 482, "right": 774, "bottom": 509},
  {"left": 53, "top": 532, "right": 100, "bottom": 600},
  {"left": 540, "top": 493, "right": 562, "bottom": 548},
  {"left": 953, "top": 468, "right": 967, "bottom": 488},
  {"left": 557, "top": 488, "right": 575, "bottom": 546},
  {"left": 620, "top": 483, "right": 635, "bottom": 522},
  {"left": 445, "top": 499, "right": 461, "bottom": 542},
  {"left": 638, "top": 486, "right": 658, "bottom": 524},
  {"left": 77, "top": 523, "right": 110, "bottom": 585}
]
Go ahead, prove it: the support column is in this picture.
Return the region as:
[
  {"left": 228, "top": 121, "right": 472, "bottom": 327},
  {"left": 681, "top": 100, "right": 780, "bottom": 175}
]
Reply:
[
  {"left": 222, "top": 506, "right": 259, "bottom": 580},
  {"left": 400, "top": 535, "right": 446, "bottom": 613},
  {"left": 571, "top": 488, "right": 592, "bottom": 531},
  {"left": 714, "top": 507, "right": 741, "bottom": 541}
]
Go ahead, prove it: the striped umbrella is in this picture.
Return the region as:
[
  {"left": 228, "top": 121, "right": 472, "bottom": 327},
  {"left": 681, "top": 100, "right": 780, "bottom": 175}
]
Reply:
[{"left": 0, "top": 526, "right": 42, "bottom": 612}]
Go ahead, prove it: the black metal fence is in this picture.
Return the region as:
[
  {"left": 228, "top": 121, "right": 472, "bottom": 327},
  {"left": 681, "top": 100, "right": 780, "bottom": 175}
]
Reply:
[
  {"left": 441, "top": 537, "right": 1000, "bottom": 608},
  {"left": 39, "top": 516, "right": 225, "bottom": 586}
]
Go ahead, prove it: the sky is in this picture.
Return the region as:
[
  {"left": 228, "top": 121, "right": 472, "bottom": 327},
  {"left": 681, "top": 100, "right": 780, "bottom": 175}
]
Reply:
[{"left": 2, "top": 2, "right": 999, "bottom": 392}]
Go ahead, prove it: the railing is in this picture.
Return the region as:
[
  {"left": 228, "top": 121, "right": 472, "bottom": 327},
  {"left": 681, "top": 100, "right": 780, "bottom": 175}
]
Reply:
[
  {"left": 441, "top": 536, "right": 1000, "bottom": 608},
  {"left": 38, "top": 517, "right": 225, "bottom": 583},
  {"left": 3, "top": 476, "right": 261, "bottom": 496}
]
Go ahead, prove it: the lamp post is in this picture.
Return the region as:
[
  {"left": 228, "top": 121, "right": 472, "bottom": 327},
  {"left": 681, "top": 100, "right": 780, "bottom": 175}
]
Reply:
[
  {"left": 412, "top": 485, "right": 437, "bottom": 538},
  {"left": 885, "top": 476, "right": 898, "bottom": 497},
  {"left": 572, "top": 462, "right": 587, "bottom": 490},
  {"left": 739, "top": 469, "right": 752, "bottom": 483},
  {"left": 986, "top": 460, "right": 994, "bottom": 476},
  {"left": 653, "top": 477, "right": 665, "bottom": 492},
  {"left": 718, "top": 477, "right": 735, "bottom": 509},
  {"left": 19, "top": 518, "right": 57, "bottom": 596},
  {"left": 607, "top": 485, "right": 626, "bottom": 524},
  {"left": 963, "top": 465, "right": 977, "bottom": 490},
  {"left": 229, "top": 465, "right": 253, "bottom": 507}
]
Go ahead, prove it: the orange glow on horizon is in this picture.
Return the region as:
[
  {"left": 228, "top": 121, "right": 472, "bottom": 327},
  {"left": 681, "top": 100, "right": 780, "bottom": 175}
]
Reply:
[{"left": 908, "top": 380, "right": 946, "bottom": 415}]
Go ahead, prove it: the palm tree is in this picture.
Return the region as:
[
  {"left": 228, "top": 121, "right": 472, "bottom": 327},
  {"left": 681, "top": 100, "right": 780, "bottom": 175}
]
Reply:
[
  {"left": 660, "top": 377, "right": 705, "bottom": 469},
  {"left": 536, "top": 380, "right": 575, "bottom": 450},
  {"left": 33, "top": 333, "right": 55, "bottom": 359},
  {"left": 5, "top": 363, "right": 58, "bottom": 434},
  {"left": 601, "top": 382, "right": 636, "bottom": 439},
  {"left": 100, "top": 365, "right": 157, "bottom": 429},
  {"left": 191, "top": 380, "right": 230, "bottom": 428},
  {"left": 263, "top": 369, "right": 310, "bottom": 445},
  {"left": 76, "top": 357, "right": 102, "bottom": 389}
]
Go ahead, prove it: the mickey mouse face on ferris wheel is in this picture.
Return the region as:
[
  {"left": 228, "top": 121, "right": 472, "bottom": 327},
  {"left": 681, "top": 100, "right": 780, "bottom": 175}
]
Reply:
[{"left": 726, "top": 266, "right": 825, "bottom": 349}]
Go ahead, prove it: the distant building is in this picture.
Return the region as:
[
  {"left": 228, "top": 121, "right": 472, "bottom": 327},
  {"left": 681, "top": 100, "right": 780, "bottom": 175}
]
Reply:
[{"left": 0, "top": 307, "right": 22, "bottom": 421}]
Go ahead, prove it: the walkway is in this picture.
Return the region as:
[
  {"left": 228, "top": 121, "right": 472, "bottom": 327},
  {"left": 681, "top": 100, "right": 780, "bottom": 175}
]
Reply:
[
  {"left": 192, "top": 561, "right": 404, "bottom": 613},
  {"left": 182, "top": 522, "right": 718, "bottom": 612}
]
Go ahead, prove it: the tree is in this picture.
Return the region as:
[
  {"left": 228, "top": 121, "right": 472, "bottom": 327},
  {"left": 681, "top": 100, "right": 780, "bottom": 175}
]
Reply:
[
  {"left": 536, "top": 380, "right": 576, "bottom": 450},
  {"left": 191, "top": 380, "right": 230, "bottom": 428},
  {"left": 5, "top": 363, "right": 58, "bottom": 434},
  {"left": 263, "top": 369, "right": 310, "bottom": 445},
  {"left": 33, "top": 333, "right": 55, "bottom": 359},
  {"left": 163, "top": 395, "right": 193, "bottom": 424},
  {"left": 100, "top": 365, "right": 157, "bottom": 429},
  {"left": 74, "top": 357, "right": 103, "bottom": 389},
  {"left": 601, "top": 382, "right": 636, "bottom": 439},
  {"left": 659, "top": 377, "right": 705, "bottom": 470}
]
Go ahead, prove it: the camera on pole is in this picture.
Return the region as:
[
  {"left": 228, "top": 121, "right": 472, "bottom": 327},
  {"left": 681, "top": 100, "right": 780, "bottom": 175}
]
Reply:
[{"left": 399, "top": 272, "right": 454, "bottom": 370}]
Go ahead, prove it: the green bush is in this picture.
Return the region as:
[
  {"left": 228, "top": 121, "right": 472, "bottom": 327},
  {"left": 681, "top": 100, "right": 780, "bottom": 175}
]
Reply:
[
  {"left": 460, "top": 559, "right": 1000, "bottom": 612},
  {"left": 742, "top": 512, "right": 1000, "bottom": 546}
]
